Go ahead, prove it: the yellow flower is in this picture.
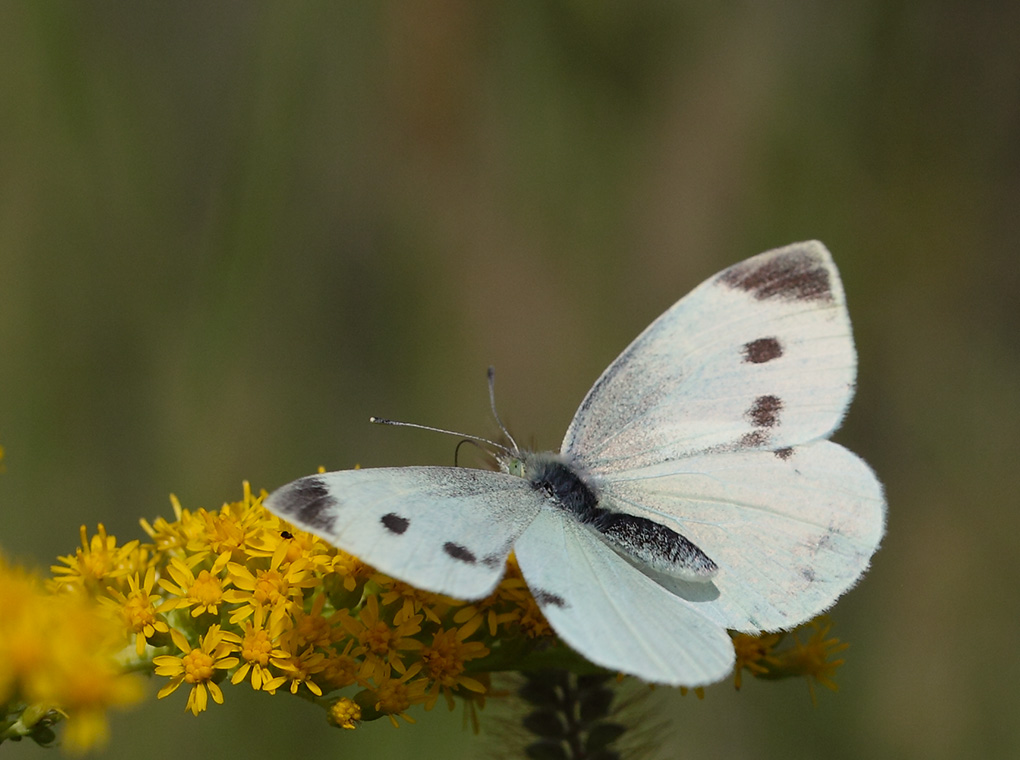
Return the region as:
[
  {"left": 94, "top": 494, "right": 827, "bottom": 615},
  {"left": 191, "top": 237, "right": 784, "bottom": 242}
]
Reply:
[
  {"left": 192, "top": 508, "right": 251, "bottom": 560},
  {"left": 290, "top": 592, "right": 340, "bottom": 650},
  {"left": 157, "top": 555, "right": 231, "bottom": 617},
  {"left": 731, "top": 630, "right": 782, "bottom": 689},
  {"left": 273, "top": 631, "right": 328, "bottom": 697},
  {"left": 320, "top": 638, "right": 365, "bottom": 691},
  {"left": 154, "top": 626, "right": 240, "bottom": 715},
  {"left": 184, "top": 483, "right": 267, "bottom": 563},
  {"left": 100, "top": 566, "right": 170, "bottom": 656},
  {"left": 776, "top": 616, "right": 848, "bottom": 703},
  {"left": 222, "top": 541, "right": 317, "bottom": 624},
  {"left": 328, "top": 697, "right": 361, "bottom": 730},
  {"left": 369, "top": 664, "right": 429, "bottom": 727},
  {"left": 50, "top": 524, "right": 139, "bottom": 594},
  {"left": 419, "top": 619, "right": 490, "bottom": 710},
  {"left": 339, "top": 595, "right": 423, "bottom": 680},
  {"left": 230, "top": 608, "right": 289, "bottom": 693},
  {"left": 730, "top": 616, "right": 849, "bottom": 700},
  {"left": 139, "top": 494, "right": 192, "bottom": 555}
]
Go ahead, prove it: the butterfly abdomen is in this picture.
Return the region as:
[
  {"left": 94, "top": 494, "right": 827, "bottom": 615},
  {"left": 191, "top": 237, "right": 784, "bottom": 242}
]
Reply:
[
  {"left": 593, "top": 512, "right": 718, "bottom": 581},
  {"left": 522, "top": 453, "right": 717, "bottom": 582}
]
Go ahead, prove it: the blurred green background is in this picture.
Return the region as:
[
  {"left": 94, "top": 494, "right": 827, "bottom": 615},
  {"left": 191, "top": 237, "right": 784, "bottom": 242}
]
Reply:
[{"left": 1, "top": 2, "right": 1018, "bottom": 758}]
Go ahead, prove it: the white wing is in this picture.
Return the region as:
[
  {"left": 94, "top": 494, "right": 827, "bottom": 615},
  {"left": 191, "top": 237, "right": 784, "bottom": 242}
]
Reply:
[
  {"left": 562, "top": 241, "right": 856, "bottom": 471},
  {"left": 512, "top": 507, "right": 735, "bottom": 687},
  {"left": 598, "top": 441, "right": 885, "bottom": 631},
  {"left": 264, "top": 467, "right": 543, "bottom": 600}
]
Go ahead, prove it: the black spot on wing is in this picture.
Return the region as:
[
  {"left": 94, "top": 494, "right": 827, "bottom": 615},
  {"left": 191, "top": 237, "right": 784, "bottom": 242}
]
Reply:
[
  {"left": 533, "top": 589, "right": 567, "bottom": 608},
  {"left": 773, "top": 446, "right": 794, "bottom": 460},
  {"left": 381, "top": 513, "right": 409, "bottom": 535},
  {"left": 720, "top": 250, "right": 833, "bottom": 302},
  {"left": 272, "top": 476, "right": 338, "bottom": 533},
  {"left": 800, "top": 567, "right": 816, "bottom": 583},
  {"left": 443, "top": 542, "right": 477, "bottom": 564},
  {"left": 739, "top": 430, "right": 770, "bottom": 448},
  {"left": 747, "top": 395, "right": 782, "bottom": 428},
  {"left": 742, "top": 337, "right": 783, "bottom": 364}
]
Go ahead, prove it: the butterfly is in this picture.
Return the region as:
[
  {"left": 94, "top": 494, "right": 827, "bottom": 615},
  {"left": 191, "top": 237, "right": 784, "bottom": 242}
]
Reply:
[{"left": 263, "top": 241, "right": 885, "bottom": 687}]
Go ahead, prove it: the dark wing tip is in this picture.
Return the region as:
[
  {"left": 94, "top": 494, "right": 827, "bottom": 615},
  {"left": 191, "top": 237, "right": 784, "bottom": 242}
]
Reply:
[
  {"left": 265, "top": 476, "right": 338, "bottom": 533},
  {"left": 719, "top": 241, "right": 837, "bottom": 303}
]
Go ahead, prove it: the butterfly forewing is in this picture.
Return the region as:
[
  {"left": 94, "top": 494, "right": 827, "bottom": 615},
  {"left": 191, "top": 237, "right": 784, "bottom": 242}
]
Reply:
[
  {"left": 561, "top": 241, "right": 856, "bottom": 473},
  {"left": 264, "top": 467, "right": 544, "bottom": 600}
]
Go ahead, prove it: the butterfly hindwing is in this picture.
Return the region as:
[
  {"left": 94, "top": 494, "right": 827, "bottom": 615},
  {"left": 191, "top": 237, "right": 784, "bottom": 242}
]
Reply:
[
  {"left": 562, "top": 241, "right": 856, "bottom": 472},
  {"left": 512, "top": 507, "right": 735, "bottom": 687},
  {"left": 264, "top": 467, "right": 543, "bottom": 600},
  {"left": 597, "top": 440, "right": 885, "bottom": 631}
]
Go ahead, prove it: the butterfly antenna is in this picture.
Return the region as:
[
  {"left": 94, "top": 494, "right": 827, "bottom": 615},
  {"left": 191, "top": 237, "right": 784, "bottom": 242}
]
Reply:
[
  {"left": 369, "top": 416, "right": 511, "bottom": 455},
  {"left": 487, "top": 366, "right": 520, "bottom": 453},
  {"left": 454, "top": 438, "right": 500, "bottom": 468}
]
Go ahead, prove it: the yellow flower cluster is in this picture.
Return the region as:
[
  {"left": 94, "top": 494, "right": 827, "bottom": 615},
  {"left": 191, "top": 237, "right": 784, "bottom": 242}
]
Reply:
[
  {"left": 47, "top": 483, "right": 557, "bottom": 731},
  {"left": 1, "top": 469, "right": 852, "bottom": 751},
  {"left": 0, "top": 556, "right": 143, "bottom": 751}
]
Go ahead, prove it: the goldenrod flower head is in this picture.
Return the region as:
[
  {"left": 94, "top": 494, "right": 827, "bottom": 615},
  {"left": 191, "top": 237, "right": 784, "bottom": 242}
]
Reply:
[
  {"left": 50, "top": 524, "right": 139, "bottom": 594},
  {"left": 320, "top": 639, "right": 364, "bottom": 691},
  {"left": 328, "top": 697, "right": 361, "bottom": 730},
  {"left": 340, "top": 594, "right": 425, "bottom": 679},
  {"left": 729, "top": 615, "right": 849, "bottom": 701},
  {"left": 157, "top": 555, "right": 231, "bottom": 617},
  {"left": 153, "top": 626, "right": 240, "bottom": 715},
  {"left": 138, "top": 494, "right": 191, "bottom": 554},
  {"left": 364, "top": 663, "right": 429, "bottom": 728},
  {"left": 420, "top": 620, "right": 490, "bottom": 710},
  {"left": 273, "top": 631, "right": 329, "bottom": 697},
  {"left": 771, "top": 616, "right": 849, "bottom": 703},
  {"left": 100, "top": 566, "right": 170, "bottom": 657},
  {"left": 731, "top": 630, "right": 783, "bottom": 689},
  {"left": 230, "top": 607, "right": 290, "bottom": 693}
]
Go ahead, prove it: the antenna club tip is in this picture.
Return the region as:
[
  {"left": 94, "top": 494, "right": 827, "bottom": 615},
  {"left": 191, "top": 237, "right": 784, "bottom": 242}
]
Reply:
[{"left": 487, "top": 365, "right": 495, "bottom": 378}]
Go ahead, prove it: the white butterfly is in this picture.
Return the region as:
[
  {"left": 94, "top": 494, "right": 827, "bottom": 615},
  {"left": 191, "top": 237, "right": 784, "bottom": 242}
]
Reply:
[{"left": 264, "top": 241, "right": 885, "bottom": 687}]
